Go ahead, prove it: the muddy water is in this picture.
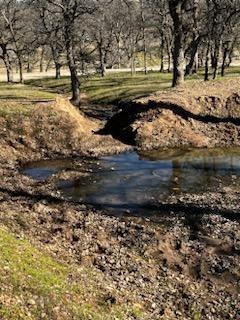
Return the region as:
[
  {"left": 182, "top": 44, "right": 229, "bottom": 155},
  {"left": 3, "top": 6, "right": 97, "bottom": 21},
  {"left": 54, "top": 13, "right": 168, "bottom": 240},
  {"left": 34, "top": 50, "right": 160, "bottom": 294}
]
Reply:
[{"left": 23, "top": 148, "right": 240, "bottom": 215}]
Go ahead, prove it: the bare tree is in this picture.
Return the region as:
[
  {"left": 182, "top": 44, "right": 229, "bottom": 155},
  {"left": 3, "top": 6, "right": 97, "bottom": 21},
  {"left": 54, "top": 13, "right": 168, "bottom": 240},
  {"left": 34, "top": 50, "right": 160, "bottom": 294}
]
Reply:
[
  {"left": 34, "top": 2, "right": 65, "bottom": 79},
  {"left": 0, "top": 0, "right": 31, "bottom": 83},
  {"left": 168, "top": 0, "right": 186, "bottom": 87},
  {"left": 88, "top": 0, "right": 116, "bottom": 77},
  {"left": 35, "top": 0, "right": 96, "bottom": 106}
]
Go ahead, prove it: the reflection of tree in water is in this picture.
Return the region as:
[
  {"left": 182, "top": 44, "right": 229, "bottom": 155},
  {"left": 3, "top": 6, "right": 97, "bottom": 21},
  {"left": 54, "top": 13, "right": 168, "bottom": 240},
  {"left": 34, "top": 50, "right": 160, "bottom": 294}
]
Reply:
[
  {"left": 168, "top": 155, "right": 239, "bottom": 193},
  {"left": 169, "top": 160, "right": 182, "bottom": 193}
]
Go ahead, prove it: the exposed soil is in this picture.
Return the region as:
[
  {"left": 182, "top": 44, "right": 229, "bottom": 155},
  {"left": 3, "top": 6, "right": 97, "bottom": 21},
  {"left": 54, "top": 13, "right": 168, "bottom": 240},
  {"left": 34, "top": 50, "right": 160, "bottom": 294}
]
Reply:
[
  {"left": 101, "top": 79, "right": 240, "bottom": 149},
  {"left": 0, "top": 96, "right": 129, "bottom": 167},
  {"left": 0, "top": 89, "right": 240, "bottom": 319}
]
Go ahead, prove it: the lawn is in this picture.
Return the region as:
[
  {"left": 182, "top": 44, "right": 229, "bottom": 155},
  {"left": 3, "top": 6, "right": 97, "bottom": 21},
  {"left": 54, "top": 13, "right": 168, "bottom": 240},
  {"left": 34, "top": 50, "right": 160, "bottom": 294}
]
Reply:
[
  {"left": 0, "top": 67, "right": 240, "bottom": 119},
  {"left": 26, "top": 67, "right": 240, "bottom": 105},
  {"left": 0, "top": 83, "right": 56, "bottom": 117},
  {"left": 0, "top": 83, "right": 56, "bottom": 101},
  {"left": 26, "top": 71, "right": 172, "bottom": 105}
]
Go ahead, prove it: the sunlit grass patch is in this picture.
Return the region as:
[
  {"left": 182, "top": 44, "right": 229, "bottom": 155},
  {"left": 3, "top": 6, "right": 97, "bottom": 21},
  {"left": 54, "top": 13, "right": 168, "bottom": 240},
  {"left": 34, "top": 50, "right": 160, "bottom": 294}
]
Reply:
[
  {"left": 0, "top": 83, "right": 56, "bottom": 101},
  {"left": 0, "top": 228, "right": 143, "bottom": 320},
  {"left": 0, "top": 83, "right": 56, "bottom": 118},
  {"left": 26, "top": 71, "right": 173, "bottom": 104},
  {"left": 0, "top": 101, "right": 34, "bottom": 117},
  {"left": 26, "top": 66, "right": 240, "bottom": 106}
]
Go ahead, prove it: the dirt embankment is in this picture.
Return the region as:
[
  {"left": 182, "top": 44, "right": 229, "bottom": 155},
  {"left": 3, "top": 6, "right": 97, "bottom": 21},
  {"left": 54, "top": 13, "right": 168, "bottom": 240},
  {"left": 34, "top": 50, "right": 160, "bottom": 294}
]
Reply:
[
  {"left": 0, "top": 97, "right": 128, "bottom": 167},
  {"left": 101, "top": 79, "right": 240, "bottom": 149}
]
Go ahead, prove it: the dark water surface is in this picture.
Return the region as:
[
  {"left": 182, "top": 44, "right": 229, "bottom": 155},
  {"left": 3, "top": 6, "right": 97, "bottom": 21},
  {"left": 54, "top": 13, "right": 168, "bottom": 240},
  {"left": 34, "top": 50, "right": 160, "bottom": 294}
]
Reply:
[{"left": 23, "top": 148, "right": 240, "bottom": 215}]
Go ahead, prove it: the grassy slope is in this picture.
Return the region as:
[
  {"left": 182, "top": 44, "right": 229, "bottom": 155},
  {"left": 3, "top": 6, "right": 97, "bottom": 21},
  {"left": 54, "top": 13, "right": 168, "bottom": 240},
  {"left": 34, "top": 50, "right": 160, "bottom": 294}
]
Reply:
[
  {"left": 26, "top": 67, "right": 240, "bottom": 105},
  {"left": 0, "top": 83, "right": 56, "bottom": 117},
  {"left": 26, "top": 72, "right": 171, "bottom": 105},
  {"left": 0, "top": 83, "right": 56, "bottom": 101},
  {"left": 0, "top": 227, "right": 142, "bottom": 320}
]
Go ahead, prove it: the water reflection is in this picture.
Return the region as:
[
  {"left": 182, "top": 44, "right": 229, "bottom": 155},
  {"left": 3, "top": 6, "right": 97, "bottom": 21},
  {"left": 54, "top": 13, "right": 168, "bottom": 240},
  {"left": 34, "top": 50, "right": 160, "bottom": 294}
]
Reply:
[{"left": 23, "top": 148, "right": 240, "bottom": 214}]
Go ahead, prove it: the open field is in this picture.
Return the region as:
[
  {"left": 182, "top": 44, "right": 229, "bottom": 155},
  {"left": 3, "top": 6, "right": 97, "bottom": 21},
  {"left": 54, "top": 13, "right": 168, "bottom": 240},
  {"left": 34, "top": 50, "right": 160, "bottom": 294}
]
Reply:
[
  {"left": 0, "top": 83, "right": 56, "bottom": 118},
  {"left": 0, "top": 66, "right": 239, "bottom": 108},
  {"left": 26, "top": 67, "right": 240, "bottom": 105}
]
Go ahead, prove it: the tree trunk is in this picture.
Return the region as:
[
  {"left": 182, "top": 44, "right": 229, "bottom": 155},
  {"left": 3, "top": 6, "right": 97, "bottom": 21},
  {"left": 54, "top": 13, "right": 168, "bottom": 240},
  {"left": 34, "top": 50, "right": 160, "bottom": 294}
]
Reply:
[
  {"left": 99, "top": 45, "right": 106, "bottom": 77},
  {"left": 18, "top": 56, "right": 24, "bottom": 83},
  {"left": 143, "top": 39, "right": 147, "bottom": 75},
  {"left": 64, "top": 15, "right": 80, "bottom": 106},
  {"left": 4, "top": 58, "right": 13, "bottom": 82},
  {"left": 166, "top": 39, "right": 171, "bottom": 73},
  {"left": 159, "top": 35, "right": 164, "bottom": 73},
  {"left": 1, "top": 44, "right": 13, "bottom": 82},
  {"left": 140, "top": 0, "right": 147, "bottom": 75},
  {"left": 67, "top": 41, "right": 80, "bottom": 105},
  {"left": 193, "top": 50, "right": 199, "bottom": 73},
  {"left": 27, "top": 53, "right": 31, "bottom": 73},
  {"left": 45, "top": 58, "right": 51, "bottom": 72},
  {"left": 51, "top": 46, "right": 61, "bottom": 79},
  {"left": 40, "top": 47, "right": 44, "bottom": 73},
  {"left": 204, "top": 42, "right": 210, "bottom": 81},
  {"left": 212, "top": 40, "right": 221, "bottom": 80},
  {"left": 185, "top": 37, "right": 201, "bottom": 76},
  {"left": 172, "top": 35, "right": 185, "bottom": 86},
  {"left": 199, "top": 54, "right": 204, "bottom": 68},
  {"left": 117, "top": 39, "right": 121, "bottom": 69},
  {"left": 131, "top": 51, "right": 136, "bottom": 76},
  {"left": 221, "top": 47, "right": 228, "bottom": 77},
  {"left": 169, "top": 1, "right": 185, "bottom": 87},
  {"left": 227, "top": 46, "right": 234, "bottom": 67},
  {"left": 69, "top": 63, "right": 80, "bottom": 105},
  {"left": 55, "top": 63, "right": 61, "bottom": 79},
  {"left": 4, "top": 17, "right": 24, "bottom": 83}
]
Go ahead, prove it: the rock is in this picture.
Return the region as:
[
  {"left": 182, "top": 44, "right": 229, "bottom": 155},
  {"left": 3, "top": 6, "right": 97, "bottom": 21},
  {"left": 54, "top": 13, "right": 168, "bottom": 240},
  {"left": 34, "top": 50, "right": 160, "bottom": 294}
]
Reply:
[{"left": 27, "top": 299, "right": 36, "bottom": 306}]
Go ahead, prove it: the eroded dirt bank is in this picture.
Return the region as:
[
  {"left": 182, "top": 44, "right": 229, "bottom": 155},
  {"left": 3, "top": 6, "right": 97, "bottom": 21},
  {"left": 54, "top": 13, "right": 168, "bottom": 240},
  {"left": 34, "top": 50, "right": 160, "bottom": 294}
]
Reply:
[
  {"left": 0, "top": 96, "right": 129, "bottom": 167},
  {"left": 102, "top": 79, "right": 240, "bottom": 149},
  {"left": 0, "top": 93, "right": 240, "bottom": 319}
]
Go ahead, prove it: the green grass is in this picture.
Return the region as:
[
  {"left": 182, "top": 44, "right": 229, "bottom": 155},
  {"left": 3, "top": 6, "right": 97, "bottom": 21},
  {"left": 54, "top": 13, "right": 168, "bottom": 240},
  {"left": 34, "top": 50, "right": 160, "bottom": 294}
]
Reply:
[
  {"left": 0, "top": 82, "right": 56, "bottom": 101},
  {"left": 0, "top": 82, "right": 56, "bottom": 117},
  {"left": 0, "top": 228, "right": 143, "bottom": 320},
  {"left": 26, "top": 72, "right": 172, "bottom": 105},
  {"left": 26, "top": 66, "right": 240, "bottom": 105},
  {"left": 84, "top": 72, "right": 172, "bottom": 104}
]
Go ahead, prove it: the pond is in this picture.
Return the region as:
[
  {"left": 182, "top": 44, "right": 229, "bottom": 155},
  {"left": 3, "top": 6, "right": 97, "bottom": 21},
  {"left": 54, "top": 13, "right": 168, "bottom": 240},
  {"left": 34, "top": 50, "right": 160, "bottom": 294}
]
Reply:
[{"left": 22, "top": 148, "right": 240, "bottom": 216}]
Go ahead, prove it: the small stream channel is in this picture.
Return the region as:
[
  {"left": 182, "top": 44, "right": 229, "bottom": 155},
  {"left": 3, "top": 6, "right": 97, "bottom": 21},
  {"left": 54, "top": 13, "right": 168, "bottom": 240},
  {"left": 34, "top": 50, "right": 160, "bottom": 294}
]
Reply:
[{"left": 23, "top": 148, "right": 240, "bottom": 216}]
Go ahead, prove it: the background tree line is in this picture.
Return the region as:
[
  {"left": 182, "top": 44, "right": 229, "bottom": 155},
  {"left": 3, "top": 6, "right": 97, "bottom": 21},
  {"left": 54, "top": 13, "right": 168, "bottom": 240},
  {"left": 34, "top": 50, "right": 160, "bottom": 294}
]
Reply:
[{"left": 0, "top": 0, "right": 240, "bottom": 105}]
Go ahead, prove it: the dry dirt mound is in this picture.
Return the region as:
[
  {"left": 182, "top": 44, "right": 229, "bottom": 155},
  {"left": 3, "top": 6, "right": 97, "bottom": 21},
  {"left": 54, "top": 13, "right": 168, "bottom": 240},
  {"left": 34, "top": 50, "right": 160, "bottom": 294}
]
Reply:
[
  {"left": 0, "top": 97, "right": 128, "bottom": 165},
  {"left": 102, "top": 79, "right": 240, "bottom": 150},
  {"left": 142, "top": 78, "right": 240, "bottom": 118}
]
